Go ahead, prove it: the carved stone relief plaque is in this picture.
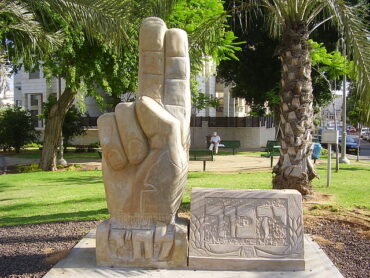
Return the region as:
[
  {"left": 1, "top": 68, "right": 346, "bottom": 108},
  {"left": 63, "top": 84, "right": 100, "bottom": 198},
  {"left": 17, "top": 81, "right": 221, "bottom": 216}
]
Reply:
[{"left": 189, "top": 188, "right": 305, "bottom": 271}]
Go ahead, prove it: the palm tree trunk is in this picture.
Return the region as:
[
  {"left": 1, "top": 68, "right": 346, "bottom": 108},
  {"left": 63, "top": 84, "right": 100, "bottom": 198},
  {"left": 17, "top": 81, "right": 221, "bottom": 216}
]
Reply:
[
  {"left": 40, "top": 88, "right": 75, "bottom": 171},
  {"left": 272, "top": 27, "right": 318, "bottom": 195}
]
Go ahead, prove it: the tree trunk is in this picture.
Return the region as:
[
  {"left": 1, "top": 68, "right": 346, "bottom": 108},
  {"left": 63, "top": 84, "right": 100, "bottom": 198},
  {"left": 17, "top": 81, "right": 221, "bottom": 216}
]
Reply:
[
  {"left": 40, "top": 88, "right": 75, "bottom": 171},
  {"left": 272, "top": 26, "right": 318, "bottom": 195}
]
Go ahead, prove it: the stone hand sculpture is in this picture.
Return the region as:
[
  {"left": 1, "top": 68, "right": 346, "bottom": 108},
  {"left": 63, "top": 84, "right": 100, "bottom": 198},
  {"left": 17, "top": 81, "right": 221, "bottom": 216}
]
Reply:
[{"left": 96, "top": 17, "right": 190, "bottom": 268}]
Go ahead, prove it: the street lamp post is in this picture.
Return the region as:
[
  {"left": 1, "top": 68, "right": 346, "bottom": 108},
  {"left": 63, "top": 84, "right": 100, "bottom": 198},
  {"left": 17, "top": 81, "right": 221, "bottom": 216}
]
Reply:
[
  {"left": 339, "top": 42, "right": 350, "bottom": 164},
  {"left": 57, "top": 76, "right": 67, "bottom": 166}
]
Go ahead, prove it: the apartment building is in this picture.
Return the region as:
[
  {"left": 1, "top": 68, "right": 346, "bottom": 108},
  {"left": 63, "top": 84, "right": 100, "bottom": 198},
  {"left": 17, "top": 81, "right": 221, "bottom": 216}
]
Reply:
[{"left": 13, "top": 66, "right": 102, "bottom": 129}]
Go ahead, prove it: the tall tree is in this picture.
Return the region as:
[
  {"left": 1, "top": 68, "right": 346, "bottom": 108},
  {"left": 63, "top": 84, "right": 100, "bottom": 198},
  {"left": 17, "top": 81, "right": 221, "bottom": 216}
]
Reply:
[
  {"left": 7, "top": 0, "right": 238, "bottom": 171},
  {"left": 232, "top": 0, "right": 370, "bottom": 195},
  {"left": 1, "top": 0, "right": 142, "bottom": 170}
]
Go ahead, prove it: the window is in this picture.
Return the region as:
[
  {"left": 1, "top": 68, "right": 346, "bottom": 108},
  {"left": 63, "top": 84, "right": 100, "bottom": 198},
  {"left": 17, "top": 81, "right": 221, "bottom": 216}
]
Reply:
[
  {"left": 30, "top": 95, "right": 39, "bottom": 106},
  {"left": 216, "top": 106, "right": 224, "bottom": 112},
  {"left": 30, "top": 110, "right": 38, "bottom": 116},
  {"left": 29, "top": 70, "right": 40, "bottom": 79},
  {"left": 15, "top": 100, "right": 22, "bottom": 107}
]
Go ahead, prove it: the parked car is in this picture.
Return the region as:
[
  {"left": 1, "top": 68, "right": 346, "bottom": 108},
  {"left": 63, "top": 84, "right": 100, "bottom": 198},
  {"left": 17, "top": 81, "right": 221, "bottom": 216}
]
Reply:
[
  {"left": 348, "top": 127, "right": 357, "bottom": 134},
  {"left": 338, "top": 136, "right": 360, "bottom": 155},
  {"left": 361, "top": 128, "right": 369, "bottom": 138},
  {"left": 363, "top": 132, "right": 370, "bottom": 141}
]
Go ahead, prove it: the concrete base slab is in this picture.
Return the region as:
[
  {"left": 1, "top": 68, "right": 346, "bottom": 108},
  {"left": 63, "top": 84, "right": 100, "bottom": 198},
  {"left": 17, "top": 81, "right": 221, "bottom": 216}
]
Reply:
[{"left": 44, "top": 230, "right": 343, "bottom": 278}]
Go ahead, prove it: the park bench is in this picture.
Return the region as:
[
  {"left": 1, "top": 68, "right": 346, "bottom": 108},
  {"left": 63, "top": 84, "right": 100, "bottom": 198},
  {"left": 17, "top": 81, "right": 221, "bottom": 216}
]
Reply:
[
  {"left": 219, "top": 140, "right": 241, "bottom": 155},
  {"left": 261, "top": 140, "right": 281, "bottom": 167},
  {"left": 189, "top": 149, "right": 214, "bottom": 171}
]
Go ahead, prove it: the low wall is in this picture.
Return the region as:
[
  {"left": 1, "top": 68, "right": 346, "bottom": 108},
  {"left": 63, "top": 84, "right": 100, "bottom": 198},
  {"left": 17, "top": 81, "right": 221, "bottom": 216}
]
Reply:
[
  {"left": 63, "top": 126, "right": 275, "bottom": 149},
  {"left": 70, "top": 129, "right": 99, "bottom": 145},
  {"left": 190, "top": 124, "right": 275, "bottom": 149}
]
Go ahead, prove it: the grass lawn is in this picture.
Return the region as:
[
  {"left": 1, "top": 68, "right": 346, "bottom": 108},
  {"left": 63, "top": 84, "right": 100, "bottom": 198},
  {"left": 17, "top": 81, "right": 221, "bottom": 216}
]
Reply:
[{"left": 0, "top": 162, "right": 368, "bottom": 226}]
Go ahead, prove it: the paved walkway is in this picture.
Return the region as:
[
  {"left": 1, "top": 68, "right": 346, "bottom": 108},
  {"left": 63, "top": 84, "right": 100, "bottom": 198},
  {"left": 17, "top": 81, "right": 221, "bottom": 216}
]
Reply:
[
  {"left": 1, "top": 154, "right": 273, "bottom": 172},
  {"left": 189, "top": 154, "right": 272, "bottom": 172},
  {"left": 44, "top": 230, "right": 343, "bottom": 278},
  {"left": 3, "top": 152, "right": 368, "bottom": 173}
]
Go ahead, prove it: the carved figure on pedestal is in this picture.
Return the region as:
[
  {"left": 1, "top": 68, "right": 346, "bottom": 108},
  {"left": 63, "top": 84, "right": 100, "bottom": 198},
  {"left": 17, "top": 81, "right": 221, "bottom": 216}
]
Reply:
[{"left": 96, "top": 17, "right": 190, "bottom": 268}]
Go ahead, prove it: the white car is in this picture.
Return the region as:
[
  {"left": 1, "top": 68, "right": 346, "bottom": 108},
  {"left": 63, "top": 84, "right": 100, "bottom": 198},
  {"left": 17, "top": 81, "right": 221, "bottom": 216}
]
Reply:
[
  {"left": 363, "top": 132, "right": 370, "bottom": 141},
  {"left": 361, "top": 128, "right": 369, "bottom": 138}
]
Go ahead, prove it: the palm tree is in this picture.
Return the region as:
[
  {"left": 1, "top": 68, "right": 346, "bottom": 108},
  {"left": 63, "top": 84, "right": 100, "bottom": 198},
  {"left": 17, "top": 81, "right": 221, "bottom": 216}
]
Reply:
[{"left": 236, "top": 0, "right": 369, "bottom": 195}]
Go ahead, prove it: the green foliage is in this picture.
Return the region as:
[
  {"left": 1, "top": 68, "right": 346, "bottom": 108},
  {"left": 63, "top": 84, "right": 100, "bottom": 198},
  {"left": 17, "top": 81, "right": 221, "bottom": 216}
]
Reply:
[
  {"left": 309, "top": 40, "right": 354, "bottom": 109},
  {"left": 191, "top": 93, "right": 219, "bottom": 113},
  {"left": 249, "top": 104, "right": 267, "bottom": 117},
  {"left": 168, "top": 0, "right": 242, "bottom": 73},
  {"left": 217, "top": 8, "right": 280, "bottom": 111},
  {"left": 309, "top": 40, "right": 353, "bottom": 80},
  {"left": 0, "top": 0, "right": 63, "bottom": 66},
  {"left": 347, "top": 94, "right": 370, "bottom": 126},
  {"left": 190, "top": 76, "right": 219, "bottom": 112},
  {"left": 311, "top": 71, "right": 333, "bottom": 107},
  {"left": 41, "top": 95, "right": 87, "bottom": 145},
  {"left": 0, "top": 106, "right": 39, "bottom": 153},
  {"left": 15, "top": 164, "right": 42, "bottom": 173}
]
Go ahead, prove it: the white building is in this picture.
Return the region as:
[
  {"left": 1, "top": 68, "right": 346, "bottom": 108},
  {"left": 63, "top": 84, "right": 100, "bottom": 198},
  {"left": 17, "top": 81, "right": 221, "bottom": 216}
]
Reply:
[
  {"left": 320, "top": 95, "right": 343, "bottom": 127},
  {"left": 194, "top": 59, "right": 250, "bottom": 117},
  {"left": 13, "top": 66, "right": 102, "bottom": 129},
  {"left": 0, "top": 86, "right": 14, "bottom": 106},
  {"left": 0, "top": 68, "right": 14, "bottom": 106},
  {"left": 14, "top": 61, "right": 249, "bottom": 128},
  {"left": 13, "top": 64, "right": 275, "bottom": 148}
]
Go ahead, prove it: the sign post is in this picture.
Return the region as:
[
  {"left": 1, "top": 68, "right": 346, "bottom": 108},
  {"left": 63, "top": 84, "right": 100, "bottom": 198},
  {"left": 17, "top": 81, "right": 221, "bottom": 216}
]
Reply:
[
  {"left": 327, "top": 144, "right": 332, "bottom": 187},
  {"left": 321, "top": 130, "right": 339, "bottom": 187}
]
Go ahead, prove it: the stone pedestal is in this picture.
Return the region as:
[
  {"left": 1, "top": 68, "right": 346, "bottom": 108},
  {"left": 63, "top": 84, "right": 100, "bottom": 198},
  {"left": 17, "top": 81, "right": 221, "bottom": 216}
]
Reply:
[
  {"left": 96, "top": 218, "right": 188, "bottom": 268},
  {"left": 189, "top": 188, "right": 305, "bottom": 271}
]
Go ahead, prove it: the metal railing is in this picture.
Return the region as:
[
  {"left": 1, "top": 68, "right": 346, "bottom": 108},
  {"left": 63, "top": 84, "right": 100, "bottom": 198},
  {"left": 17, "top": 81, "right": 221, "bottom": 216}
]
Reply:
[
  {"left": 190, "top": 116, "right": 274, "bottom": 128},
  {"left": 85, "top": 115, "right": 275, "bottom": 128}
]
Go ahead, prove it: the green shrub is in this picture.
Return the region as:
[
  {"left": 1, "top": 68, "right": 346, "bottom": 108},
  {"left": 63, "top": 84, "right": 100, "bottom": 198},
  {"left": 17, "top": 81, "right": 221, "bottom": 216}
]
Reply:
[
  {"left": 321, "top": 148, "right": 328, "bottom": 156},
  {"left": 42, "top": 95, "right": 88, "bottom": 146},
  {"left": 15, "top": 163, "right": 41, "bottom": 173},
  {"left": 0, "top": 106, "right": 39, "bottom": 152},
  {"left": 88, "top": 142, "right": 100, "bottom": 148}
]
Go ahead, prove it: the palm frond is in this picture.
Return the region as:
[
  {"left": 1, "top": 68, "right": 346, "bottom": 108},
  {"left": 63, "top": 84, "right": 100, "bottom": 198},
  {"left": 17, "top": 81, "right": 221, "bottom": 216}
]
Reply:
[
  {"left": 0, "top": 0, "right": 64, "bottom": 63},
  {"left": 151, "top": 0, "right": 180, "bottom": 20},
  {"left": 41, "top": 0, "right": 180, "bottom": 51},
  {"left": 326, "top": 0, "right": 370, "bottom": 120}
]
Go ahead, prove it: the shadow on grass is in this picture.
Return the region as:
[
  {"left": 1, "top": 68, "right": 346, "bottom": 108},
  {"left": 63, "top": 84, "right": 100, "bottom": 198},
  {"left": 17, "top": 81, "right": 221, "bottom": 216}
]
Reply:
[
  {"left": 1, "top": 197, "right": 106, "bottom": 212},
  {"left": 331, "top": 166, "right": 370, "bottom": 172},
  {"left": 0, "top": 198, "right": 14, "bottom": 202},
  {"left": 0, "top": 184, "right": 15, "bottom": 192},
  {"left": 0, "top": 208, "right": 108, "bottom": 227},
  {"left": 35, "top": 175, "right": 103, "bottom": 186}
]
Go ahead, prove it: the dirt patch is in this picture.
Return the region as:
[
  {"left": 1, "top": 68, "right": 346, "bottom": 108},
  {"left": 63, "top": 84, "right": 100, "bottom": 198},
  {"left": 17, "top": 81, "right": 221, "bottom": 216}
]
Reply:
[
  {"left": 0, "top": 221, "right": 100, "bottom": 278},
  {"left": 0, "top": 213, "right": 369, "bottom": 278},
  {"left": 305, "top": 215, "right": 370, "bottom": 278}
]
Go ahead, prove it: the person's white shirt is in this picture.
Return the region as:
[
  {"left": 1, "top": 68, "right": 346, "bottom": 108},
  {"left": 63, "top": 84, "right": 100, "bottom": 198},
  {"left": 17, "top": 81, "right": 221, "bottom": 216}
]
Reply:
[{"left": 210, "top": 135, "right": 221, "bottom": 143}]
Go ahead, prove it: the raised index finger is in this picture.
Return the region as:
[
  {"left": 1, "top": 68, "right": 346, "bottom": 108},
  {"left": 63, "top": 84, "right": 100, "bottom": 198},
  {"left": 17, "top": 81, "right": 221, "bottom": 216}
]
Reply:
[{"left": 138, "top": 17, "right": 167, "bottom": 104}]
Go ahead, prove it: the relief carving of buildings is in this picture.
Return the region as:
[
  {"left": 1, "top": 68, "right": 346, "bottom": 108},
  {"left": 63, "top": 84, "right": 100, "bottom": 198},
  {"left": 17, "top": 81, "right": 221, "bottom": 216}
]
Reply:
[{"left": 189, "top": 188, "right": 305, "bottom": 271}]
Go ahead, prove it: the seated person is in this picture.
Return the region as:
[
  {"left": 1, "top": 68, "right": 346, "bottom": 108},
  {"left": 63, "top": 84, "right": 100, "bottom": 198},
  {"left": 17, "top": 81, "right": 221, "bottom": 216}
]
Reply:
[{"left": 209, "top": 132, "right": 221, "bottom": 154}]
